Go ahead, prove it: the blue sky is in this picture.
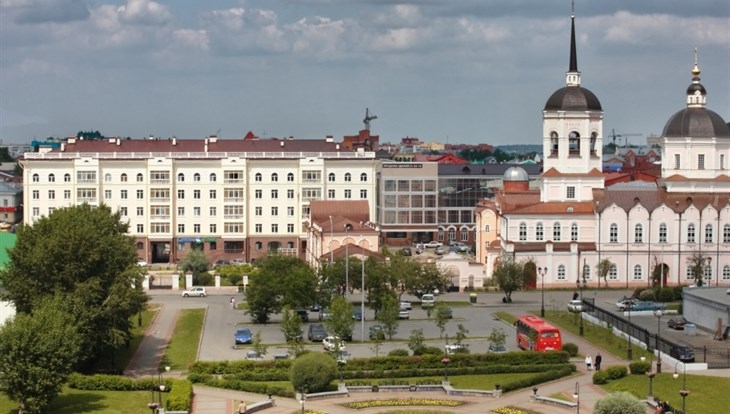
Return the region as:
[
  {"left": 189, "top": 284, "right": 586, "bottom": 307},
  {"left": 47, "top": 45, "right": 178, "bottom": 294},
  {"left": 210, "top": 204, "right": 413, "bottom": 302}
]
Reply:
[{"left": 1, "top": 0, "right": 728, "bottom": 146}]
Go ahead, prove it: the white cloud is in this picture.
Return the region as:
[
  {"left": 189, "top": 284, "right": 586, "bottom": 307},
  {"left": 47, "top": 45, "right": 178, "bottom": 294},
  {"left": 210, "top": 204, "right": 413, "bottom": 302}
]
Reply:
[
  {"left": 116, "top": 0, "right": 172, "bottom": 25},
  {"left": 603, "top": 11, "right": 730, "bottom": 46},
  {"left": 287, "top": 16, "right": 347, "bottom": 55},
  {"left": 2, "top": 0, "right": 90, "bottom": 24}
]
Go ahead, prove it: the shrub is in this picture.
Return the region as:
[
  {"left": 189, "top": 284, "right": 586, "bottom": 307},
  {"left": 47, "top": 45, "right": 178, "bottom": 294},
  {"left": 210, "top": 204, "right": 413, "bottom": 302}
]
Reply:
[
  {"left": 657, "top": 287, "right": 674, "bottom": 302},
  {"left": 166, "top": 379, "right": 193, "bottom": 411},
  {"left": 500, "top": 367, "right": 574, "bottom": 392},
  {"left": 629, "top": 361, "right": 650, "bottom": 375},
  {"left": 672, "top": 285, "right": 684, "bottom": 301},
  {"left": 290, "top": 352, "right": 336, "bottom": 392},
  {"left": 638, "top": 289, "right": 656, "bottom": 301},
  {"left": 605, "top": 365, "right": 628, "bottom": 380},
  {"left": 388, "top": 349, "right": 409, "bottom": 357},
  {"left": 419, "top": 346, "right": 444, "bottom": 356},
  {"left": 561, "top": 343, "right": 579, "bottom": 357},
  {"left": 593, "top": 391, "right": 645, "bottom": 414},
  {"left": 631, "top": 287, "right": 646, "bottom": 299},
  {"left": 592, "top": 370, "right": 610, "bottom": 384}
]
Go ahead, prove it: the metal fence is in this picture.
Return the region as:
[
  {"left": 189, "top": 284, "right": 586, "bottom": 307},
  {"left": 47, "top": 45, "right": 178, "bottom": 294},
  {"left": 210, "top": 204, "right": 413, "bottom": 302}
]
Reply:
[{"left": 692, "top": 346, "right": 730, "bottom": 369}]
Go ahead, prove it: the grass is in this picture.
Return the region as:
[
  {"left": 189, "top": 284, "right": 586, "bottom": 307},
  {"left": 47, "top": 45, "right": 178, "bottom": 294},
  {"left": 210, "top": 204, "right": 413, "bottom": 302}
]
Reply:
[
  {"left": 539, "top": 310, "right": 652, "bottom": 361},
  {"left": 547, "top": 392, "right": 572, "bottom": 402},
  {"left": 493, "top": 311, "right": 517, "bottom": 325},
  {"left": 374, "top": 411, "right": 456, "bottom": 414},
  {"left": 0, "top": 386, "right": 167, "bottom": 414},
  {"left": 491, "top": 407, "right": 546, "bottom": 414},
  {"left": 160, "top": 308, "right": 205, "bottom": 370},
  {"left": 598, "top": 372, "right": 727, "bottom": 414}
]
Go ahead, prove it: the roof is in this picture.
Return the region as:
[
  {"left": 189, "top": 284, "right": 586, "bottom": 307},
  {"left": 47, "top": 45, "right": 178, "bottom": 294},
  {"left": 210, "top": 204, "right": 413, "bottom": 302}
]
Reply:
[
  {"left": 593, "top": 186, "right": 730, "bottom": 214},
  {"left": 309, "top": 200, "right": 372, "bottom": 233},
  {"left": 682, "top": 287, "right": 730, "bottom": 306},
  {"left": 438, "top": 163, "right": 542, "bottom": 176},
  {"left": 662, "top": 107, "right": 730, "bottom": 139},
  {"left": 543, "top": 167, "right": 603, "bottom": 177},
  {"left": 544, "top": 86, "right": 602, "bottom": 111}
]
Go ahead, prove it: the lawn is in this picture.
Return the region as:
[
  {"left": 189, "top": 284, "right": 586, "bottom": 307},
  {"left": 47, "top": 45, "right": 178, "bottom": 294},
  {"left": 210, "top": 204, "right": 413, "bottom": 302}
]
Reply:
[
  {"left": 0, "top": 387, "right": 167, "bottom": 414},
  {"left": 598, "top": 372, "right": 728, "bottom": 414},
  {"left": 114, "top": 307, "right": 159, "bottom": 372},
  {"left": 493, "top": 311, "right": 517, "bottom": 325},
  {"left": 160, "top": 308, "right": 205, "bottom": 370}
]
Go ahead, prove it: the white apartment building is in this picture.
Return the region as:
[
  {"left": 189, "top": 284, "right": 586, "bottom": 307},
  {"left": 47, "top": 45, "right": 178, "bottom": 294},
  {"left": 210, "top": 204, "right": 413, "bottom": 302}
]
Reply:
[{"left": 20, "top": 136, "right": 377, "bottom": 264}]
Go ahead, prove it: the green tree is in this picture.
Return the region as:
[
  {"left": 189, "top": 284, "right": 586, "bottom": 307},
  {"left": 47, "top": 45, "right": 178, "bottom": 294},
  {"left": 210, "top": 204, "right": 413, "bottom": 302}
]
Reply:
[
  {"left": 370, "top": 332, "right": 384, "bottom": 356},
  {"left": 251, "top": 332, "right": 268, "bottom": 358},
  {"left": 179, "top": 249, "right": 211, "bottom": 285},
  {"left": 377, "top": 292, "right": 399, "bottom": 340},
  {"left": 408, "top": 328, "right": 426, "bottom": 355},
  {"left": 280, "top": 306, "right": 303, "bottom": 342},
  {"left": 324, "top": 296, "right": 354, "bottom": 341},
  {"left": 454, "top": 324, "right": 469, "bottom": 346},
  {"left": 687, "top": 253, "right": 711, "bottom": 286},
  {"left": 290, "top": 353, "right": 337, "bottom": 393},
  {"left": 492, "top": 255, "right": 532, "bottom": 302},
  {"left": 0, "top": 204, "right": 147, "bottom": 370},
  {"left": 487, "top": 327, "right": 507, "bottom": 349},
  {"left": 596, "top": 258, "right": 614, "bottom": 288},
  {"left": 0, "top": 295, "right": 83, "bottom": 413},
  {"left": 434, "top": 302, "right": 451, "bottom": 338},
  {"left": 593, "top": 391, "right": 645, "bottom": 414}
]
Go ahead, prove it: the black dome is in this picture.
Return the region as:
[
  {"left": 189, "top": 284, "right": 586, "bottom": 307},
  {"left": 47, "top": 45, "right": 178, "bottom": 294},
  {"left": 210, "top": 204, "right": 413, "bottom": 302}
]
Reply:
[
  {"left": 686, "top": 83, "right": 706, "bottom": 95},
  {"left": 662, "top": 108, "right": 730, "bottom": 139},
  {"left": 544, "top": 86, "right": 602, "bottom": 111}
]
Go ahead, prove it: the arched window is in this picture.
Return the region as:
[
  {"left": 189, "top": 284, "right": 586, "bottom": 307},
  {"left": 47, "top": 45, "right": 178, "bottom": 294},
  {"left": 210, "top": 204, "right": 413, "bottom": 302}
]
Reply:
[
  {"left": 48, "top": 173, "right": 55, "bottom": 182},
  {"left": 536, "top": 223, "right": 544, "bottom": 241},
  {"left": 571, "top": 223, "right": 578, "bottom": 241},
  {"left": 360, "top": 173, "right": 367, "bottom": 182},
  {"left": 136, "top": 173, "right": 143, "bottom": 182},
  {"left": 705, "top": 224, "right": 714, "bottom": 243},
  {"left": 553, "top": 222, "right": 561, "bottom": 241},
  {"left": 32, "top": 173, "right": 39, "bottom": 182},
  {"left": 271, "top": 173, "right": 278, "bottom": 182},
  {"left": 633, "top": 265, "right": 642, "bottom": 280},
  {"left": 687, "top": 224, "right": 696, "bottom": 243},
  {"left": 255, "top": 242, "right": 262, "bottom": 251},
  {"left": 723, "top": 265, "right": 730, "bottom": 280},
  {"left": 724, "top": 224, "right": 730, "bottom": 243},
  {"left": 568, "top": 131, "right": 580, "bottom": 155},
  {"left": 583, "top": 263, "right": 591, "bottom": 279},
  {"left": 659, "top": 223, "right": 667, "bottom": 243},
  {"left": 177, "top": 173, "right": 185, "bottom": 182},
  {"left": 590, "top": 131, "right": 597, "bottom": 153},
  {"left": 194, "top": 173, "right": 201, "bottom": 182},
  {"left": 550, "top": 131, "right": 558, "bottom": 156},
  {"left": 634, "top": 224, "right": 643, "bottom": 243},
  {"left": 64, "top": 173, "right": 71, "bottom": 182},
  {"left": 704, "top": 264, "right": 712, "bottom": 280},
  {"left": 519, "top": 223, "right": 527, "bottom": 241},
  {"left": 287, "top": 173, "right": 294, "bottom": 182},
  {"left": 345, "top": 173, "right": 352, "bottom": 182},
  {"left": 255, "top": 173, "right": 262, "bottom": 182},
  {"left": 209, "top": 173, "right": 217, "bottom": 182},
  {"left": 609, "top": 265, "right": 618, "bottom": 280},
  {"left": 609, "top": 223, "right": 618, "bottom": 243},
  {"left": 104, "top": 173, "right": 111, "bottom": 182},
  {"left": 557, "top": 265, "right": 566, "bottom": 280},
  {"left": 328, "top": 173, "right": 335, "bottom": 182},
  {"left": 121, "top": 173, "right": 128, "bottom": 182},
  {"left": 485, "top": 224, "right": 491, "bottom": 232}
]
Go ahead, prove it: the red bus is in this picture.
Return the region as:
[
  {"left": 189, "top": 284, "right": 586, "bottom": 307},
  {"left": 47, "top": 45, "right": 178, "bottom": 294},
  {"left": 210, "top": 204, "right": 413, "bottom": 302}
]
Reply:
[{"left": 514, "top": 315, "right": 562, "bottom": 351}]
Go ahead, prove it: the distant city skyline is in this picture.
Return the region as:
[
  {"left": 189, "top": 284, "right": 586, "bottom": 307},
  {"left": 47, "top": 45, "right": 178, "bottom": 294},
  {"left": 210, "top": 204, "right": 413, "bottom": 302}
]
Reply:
[{"left": 1, "top": 0, "right": 728, "bottom": 145}]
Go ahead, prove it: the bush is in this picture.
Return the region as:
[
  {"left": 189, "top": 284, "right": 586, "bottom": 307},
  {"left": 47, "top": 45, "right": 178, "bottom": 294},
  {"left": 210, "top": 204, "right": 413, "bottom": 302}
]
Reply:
[
  {"left": 561, "top": 343, "right": 579, "bottom": 357},
  {"left": 419, "top": 346, "right": 444, "bottom": 356},
  {"left": 592, "top": 370, "right": 610, "bottom": 384},
  {"left": 629, "top": 361, "right": 650, "bottom": 375},
  {"left": 387, "top": 349, "right": 409, "bottom": 357},
  {"left": 500, "top": 367, "right": 574, "bottom": 392},
  {"left": 605, "top": 365, "right": 628, "bottom": 380},
  {"left": 166, "top": 379, "right": 193, "bottom": 411},
  {"left": 593, "top": 391, "right": 645, "bottom": 414},
  {"left": 638, "top": 289, "right": 656, "bottom": 301},
  {"left": 657, "top": 287, "right": 674, "bottom": 302},
  {"left": 672, "top": 285, "right": 684, "bottom": 301},
  {"left": 290, "top": 352, "right": 336, "bottom": 392}
]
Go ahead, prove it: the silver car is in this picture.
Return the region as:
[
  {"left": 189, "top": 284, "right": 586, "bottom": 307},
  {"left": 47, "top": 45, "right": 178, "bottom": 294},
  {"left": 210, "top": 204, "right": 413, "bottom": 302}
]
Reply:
[{"left": 182, "top": 286, "right": 207, "bottom": 297}]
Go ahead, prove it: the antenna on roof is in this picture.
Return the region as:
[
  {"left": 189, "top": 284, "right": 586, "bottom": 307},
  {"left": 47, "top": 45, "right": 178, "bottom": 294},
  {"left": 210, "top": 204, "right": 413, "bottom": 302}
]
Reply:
[
  {"left": 363, "top": 108, "right": 378, "bottom": 131},
  {"left": 215, "top": 129, "right": 221, "bottom": 137},
  {"left": 609, "top": 129, "right": 640, "bottom": 147}
]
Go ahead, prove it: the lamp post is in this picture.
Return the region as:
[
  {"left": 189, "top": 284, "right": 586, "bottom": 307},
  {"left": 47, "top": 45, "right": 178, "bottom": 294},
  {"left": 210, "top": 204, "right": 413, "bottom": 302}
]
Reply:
[
  {"left": 361, "top": 239, "right": 366, "bottom": 342},
  {"left": 572, "top": 381, "right": 580, "bottom": 414},
  {"left": 627, "top": 297, "right": 633, "bottom": 360},
  {"left": 344, "top": 224, "right": 349, "bottom": 296},
  {"left": 576, "top": 262, "right": 587, "bottom": 336},
  {"left": 654, "top": 309, "right": 665, "bottom": 373},
  {"left": 329, "top": 215, "right": 334, "bottom": 263},
  {"left": 641, "top": 355, "right": 655, "bottom": 397},
  {"left": 537, "top": 267, "right": 547, "bottom": 317},
  {"left": 705, "top": 257, "right": 712, "bottom": 287},
  {"left": 673, "top": 362, "right": 689, "bottom": 414},
  {"left": 441, "top": 357, "right": 450, "bottom": 382},
  {"left": 299, "top": 389, "right": 306, "bottom": 414}
]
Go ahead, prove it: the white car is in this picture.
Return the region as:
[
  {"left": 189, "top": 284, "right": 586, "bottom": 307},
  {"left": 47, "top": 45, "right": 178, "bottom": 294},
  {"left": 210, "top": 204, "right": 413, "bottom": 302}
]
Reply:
[
  {"left": 399, "top": 300, "right": 412, "bottom": 310},
  {"left": 182, "top": 286, "right": 207, "bottom": 297},
  {"left": 445, "top": 343, "right": 468, "bottom": 354},
  {"left": 398, "top": 309, "right": 410, "bottom": 319},
  {"left": 421, "top": 294, "right": 435, "bottom": 308},
  {"left": 568, "top": 300, "right": 583, "bottom": 312},
  {"left": 424, "top": 241, "right": 443, "bottom": 248},
  {"left": 322, "top": 336, "right": 346, "bottom": 352},
  {"left": 137, "top": 259, "right": 149, "bottom": 267}
]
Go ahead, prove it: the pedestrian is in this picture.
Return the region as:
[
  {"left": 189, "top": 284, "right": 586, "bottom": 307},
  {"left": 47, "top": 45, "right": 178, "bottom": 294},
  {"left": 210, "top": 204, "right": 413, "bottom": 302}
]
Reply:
[
  {"left": 230, "top": 296, "right": 235, "bottom": 309},
  {"left": 655, "top": 402, "right": 662, "bottom": 414},
  {"left": 595, "top": 353, "right": 602, "bottom": 371},
  {"left": 572, "top": 291, "right": 579, "bottom": 300},
  {"left": 585, "top": 354, "right": 592, "bottom": 371},
  {"left": 238, "top": 401, "right": 247, "bottom": 414}
]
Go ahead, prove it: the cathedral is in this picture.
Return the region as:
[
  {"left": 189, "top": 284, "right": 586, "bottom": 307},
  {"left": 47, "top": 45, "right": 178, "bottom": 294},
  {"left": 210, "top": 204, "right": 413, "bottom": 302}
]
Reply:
[{"left": 477, "top": 8, "right": 730, "bottom": 288}]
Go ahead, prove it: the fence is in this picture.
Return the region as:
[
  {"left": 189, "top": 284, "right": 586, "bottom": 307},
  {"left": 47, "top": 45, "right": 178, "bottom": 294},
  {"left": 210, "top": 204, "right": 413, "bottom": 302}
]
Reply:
[{"left": 692, "top": 346, "right": 730, "bottom": 369}]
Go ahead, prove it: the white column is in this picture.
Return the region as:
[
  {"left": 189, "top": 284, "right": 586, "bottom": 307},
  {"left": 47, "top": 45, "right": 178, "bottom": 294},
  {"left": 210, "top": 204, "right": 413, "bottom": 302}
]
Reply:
[{"left": 185, "top": 272, "right": 193, "bottom": 289}]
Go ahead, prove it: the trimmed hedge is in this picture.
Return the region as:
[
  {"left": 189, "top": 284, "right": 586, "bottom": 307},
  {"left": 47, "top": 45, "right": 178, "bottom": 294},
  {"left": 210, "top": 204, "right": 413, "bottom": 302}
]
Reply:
[
  {"left": 167, "top": 379, "right": 193, "bottom": 411},
  {"left": 561, "top": 343, "right": 579, "bottom": 357},
  {"left": 629, "top": 361, "right": 651, "bottom": 375},
  {"left": 592, "top": 370, "right": 609, "bottom": 384},
  {"left": 195, "top": 378, "right": 296, "bottom": 398},
  {"left": 593, "top": 365, "right": 628, "bottom": 384},
  {"left": 388, "top": 349, "right": 410, "bottom": 357},
  {"left": 500, "top": 367, "right": 575, "bottom": 392}
]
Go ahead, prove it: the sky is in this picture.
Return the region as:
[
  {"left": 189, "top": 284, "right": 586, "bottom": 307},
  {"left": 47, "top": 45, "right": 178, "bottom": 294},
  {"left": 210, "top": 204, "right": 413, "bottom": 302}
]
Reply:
[{"left": 1, "top": 0, "right": 729, "bottom": 146}]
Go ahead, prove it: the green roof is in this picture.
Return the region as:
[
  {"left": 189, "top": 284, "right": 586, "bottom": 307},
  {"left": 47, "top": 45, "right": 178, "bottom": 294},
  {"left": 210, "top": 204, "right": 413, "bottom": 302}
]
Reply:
[{"left": 0, "top": 232, "right": 16, "bottom": 269}]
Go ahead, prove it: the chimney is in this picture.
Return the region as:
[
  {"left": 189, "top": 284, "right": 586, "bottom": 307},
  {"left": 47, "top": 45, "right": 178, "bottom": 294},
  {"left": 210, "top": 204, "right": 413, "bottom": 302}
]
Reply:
[
  {"left": 336, "top": 144, "right": 340, "bottom": 150},
  {"left": 326, "top": 135, "right": 334, "bottom": 143},
  {"left": 209, "top": 135, "right": 217, "bottom": 143},
  {"left": 116, "top": 138, "right": 121, "bottom": 146},
  {"left": 172, "top": 138, "right": 177, "bottom": 146},
  {"left": 280, "top": 141, "right": 284, "bottom": 147},
  {"left": 61, "top": 143, "right": 66, "bottom": 151}
]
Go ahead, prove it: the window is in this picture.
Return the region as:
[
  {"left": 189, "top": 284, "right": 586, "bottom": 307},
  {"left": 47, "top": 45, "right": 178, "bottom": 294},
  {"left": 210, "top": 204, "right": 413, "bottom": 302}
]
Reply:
[
  {"left": 210, "top": 207, "right": 216, "bottom": 216},
  {"left": 687, "top": 224, "right": 696, "bottom": 243},
  {"left": 178, "top": 207, "right": 185, "bottom": 216},
  {"left": 136, "top": 190, "right": 144, "bottom": 199},
  {"left": 271, "top": 189, "right": 278, "bottom": 199},
  {"left": 723, "top": 265, "right": 730, "bottom": 280},
  {"left": 255, "top": 207, "right": 262, "bottom": 216},
  {"left": 705, "top": 224, "right": 713, "bottom": 243},
  {"left": 345, "top": 189, "right": 352, "bottom": 199},
  {"left": 120, "top": 207, "right": 127, "bottom": 216},
  {"left": 137, "top": 207, "right": 144, "bottom": 216},
  {"left": 194, "top": 190, "right": 201, "bottom": 199},
  {"left": 583, "top": 263, "right": 591, "bottom": 279},
  {"left": 634, "top": 224, "right": 643, "bottom": 243},
  {"left": 255, "top": 190, "right": 262, "bottom": 199},
  {"left": 519, "top": 222, "right": 527, "bottom": 241},
  {"left": 552, "top": 222, "right": 561, "bottom": 241},
  {"left": 48, "top": 190, "right": 55, "bottom": 200},
  {"left": 271, "top": 207, "right": 278, "bottom": 216},
  {"left": 192, "top": 224, "right": 199, "bottom": 233},
  {"left": 536, "top": 223, "right": 544, "bottom": 241},
  {"left": 571, "top": 223, "right": 578, "bottom": 241},
  {"left": 76, "top": 171, "right": 96, "bottom": 183},
  {"left": 448, "top": 229, "right": 456, "bottom": 242},
  {"left": 461, "top": 230, "right": 468, "bottom": 242},
  {"left": 32, "top": 174, "right": 39, "bottom": 182},
  {"left": 48, "top": 207, "right": 55, "bottom": 215},
  {"left": 194, "top": 173, "right": 201, "bottom": 182},
  {"left": 674, "top": 154, "right": 680, "bottom": 169},
  {"left": 609, "top": 223, "right": 618, "bottom": 243},
  {"left": 287, "top": 207, "right": 294, "bottom": 217},
  {"left": 255, "top": 173, "right": 262, "bottom": 182},
  {"left": 47, "top": 173, "right": 55, "bottom": 182},
  {"left": 210, "top": 224, "right": 217, "bottom": 233},
  {"left": 360, "top": 189, "right": 367, "bottom": 198},
  {"left": 566, "top": 186, "right": 576, "bottom": 199},
  {"left": 659, "top": 223, "right": 667, "bottom": 243},
  {"left": 568, "top": 131, "right": 580, "bottom": 155},
  {"left": 193, "top": 207, "right": 200, "bottom": 217},
  {"left": 121, "top": 173, "right": 127, "bottom": 182},
  {"left": 328, "top": 173, "right": 335, "bottom": 182},
  {"left": 103, "top": 190, "right": 110, "bottom": 199},
  {"left": 328, "top": 189, "right": 335, "bottom": 198},
  {"left": 178, "top": 224, "right": 185, "bottom": 233},
  {"left": 271, "top": 173, "right": 278, "bottom": 182},
  {"left": 271, "top": 224, "right": 278, "bottom": 233},
  {"left": 698, "top": 154, "right": 705, "bottom": 170},
  {"left": 32, "top": 207, "right": 39, "bottom": 217},
  {"left": 609, "top": 265, "right": 618, "bottom": 280},
  {"left": 209, "top": 190, "right": 216, "bottom": 199},
  {"left": 360, "top": 173, "right": 367, "bottom": 182},
  {"left": 287, "top": 224, "right": 294, "bottom": 233},
  {"left": 177, "top": 173, "right": 185, "bottom": 182},
  {"left": 64, "top": 190, "right": 70, "bottom": 199},
  {"left": 633, "top": 265, "right": 642, "bottom": 280},
  {"left": 287, "top": 173, "right": 294, "bottom": 182},
  {"left": 557, "top": 265, "right": 566, "bottom": 280},
  {"left": 485, "top": 224, "right": 491, "bottom": 232},
  {"left": 177, "top": 189, "right": 184, "bottom": 199},
  {"left": 210, "top": 173, "right": 217, "bottom": 182},
  {"left": 136, "top": 224, "right": 143, "bottom": 233},
  {"left": 255, "top": 242, "right": 262, "bottom": 251},
  {"left": 724, "top": 224, "right": 730, "bottom": 243},
  {"left": 686, "top": 267, "right": 694, "bottom": 280},
  {"left": 438, "top": 229, "right": 444, "bottom": 241},
  {"left": 287, "top": 189, "right": 294, "bottom": 199},
  {"left": 345, "top": 173, "right": 351, "bottom": 182},
  {"left": 255, "top": 224, "right": 262, "bottom": 233},
  {"left": 704, "top": 265, "right": 712, "bottom": 280},
  {"left": 136, "top": 173, "right": 143, "bottom": 182}
]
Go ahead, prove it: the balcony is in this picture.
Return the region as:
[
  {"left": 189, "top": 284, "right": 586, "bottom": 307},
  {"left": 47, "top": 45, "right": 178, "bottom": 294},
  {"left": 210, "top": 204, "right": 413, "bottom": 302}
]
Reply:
[
  {"left": 150, "top": 179, "right": 170, "bottom": 184},
  {"left": 78, "top": 197, "right": 97, "bottom": 203},
  {"left": 150, "top": 215, "right": 170, "bottom": 220},
  {"left": 224, "top": 178, "right": 243, "bottom": 184},
  {"left": 150, "top": 197, "right": 171, "bottom": 203},
  {"left": 77, "top": 179, "right": 96, "bottom": 184},
  {"left": 224, "top": 214, "right": 244, "bottom": 220},
  {"left": 224, "top": 198, "right": 244, "bottom": 203}
]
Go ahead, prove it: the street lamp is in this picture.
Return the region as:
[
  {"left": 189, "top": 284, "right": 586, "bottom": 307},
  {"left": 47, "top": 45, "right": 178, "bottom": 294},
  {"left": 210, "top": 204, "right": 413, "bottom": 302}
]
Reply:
[
  {"left": 654, "top": 309, "right": 665, "bottom": 373},
  {"left": 576, "top": 262, "right": 587, "bottom": 336},
  {"left": 441, "top": 357, "right": 450, "bottom": 382},
  {"left": 572, "top": 381, "right": 580, "bottom": 414},
  {"left": 627, "top": 298, "right": 633, "bottom": 360},
  {"left": 705, "top": 257, "right": 712, "bottom": 287},
  {"left": 329, "top": 215, "right": 334, "bottom": 263},
  {"left": 361, "top": 239, "right": 366, "bottom": 342},
  {"left": 157, "top": 365, "right": 170, "bottom": 409},
  {"left": 537, "top": 267, "right": 547, "bottom": 317},
  {"left": 673, "top": 362, "right": 689, "bottom": 414},
  {"left": 641, "top": 355, "right": 655, "bottom": 397},
  {"left": 344, "top": 224, "right": 349, "bottom": 296}
]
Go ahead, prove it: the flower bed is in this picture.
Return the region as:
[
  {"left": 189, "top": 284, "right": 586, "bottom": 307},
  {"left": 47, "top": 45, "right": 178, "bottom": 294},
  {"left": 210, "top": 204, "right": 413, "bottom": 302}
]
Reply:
[
  {"left": 492, "top": 406, "right": 545, "bottom": 414},
  {"left": 342, "top": 398, "right": 467, "bottom": 409}
]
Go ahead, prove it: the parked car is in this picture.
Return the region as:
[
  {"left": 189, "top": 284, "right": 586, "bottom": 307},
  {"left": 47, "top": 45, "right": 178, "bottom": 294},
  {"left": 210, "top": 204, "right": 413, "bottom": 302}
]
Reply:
[
  {"left": 137, "top": 259, "right": 149, "bottom": 267},
  {"left": 182, "top": 286, "right": 207, "bottom": 298},
  {"left": 234, "top": 328, "right": 252, "bottom": 344},
  {"left": 488, "top": 343, "right": 508, "bottom": 353},
  {"left": 421, "top": 294, "right": 435, "bottom": 308},
  {"left": 398, "top": 309, "right": 410, "bottom": 319},
  {"left": 415, "top": 244, "right": 425, "bottom": 254},
  {"left": 369, "top": 325, "right": 385, "bottom": 340},
  {"left": 401, "top": 247, "right": 412, "bottom": 256},
  {"left": 399, "top": 300, "right": 412, "bottom": 310},
  {"left": 616, "top": 297, "right": 638, "bottom": 311},
  {"left": 319, "top": 308, "right": 332, "bottom": 321},
  {"left": 668, "top": 317, "right": 688, "bottom": 330},
  {"left": 308, "top": 324, "right": 327, "bottom": 342},
  {"left": 322, "top": 336, "right": 346, "bottom": 352},
  {"left": 231, "top": 259, "right": 246, "bottom": 265},
  {"left": 424, "top": 241, "right": 443, "bottom": 248},
  {"left": 568, "top": 300, "right": 583, "bottom": 312},
  {"left": 670, "top": 346, "right": 695, "bottom": 363},
  {"left": 434, "top": 246, "right": 446, "bottom": 255},
  {"left": 296, "top": 309, "right": 309, "bottom": 322},
  {"left": 309, "top": 303, "right": 321, "bottom": 312},
  {"left": 246, "top": 350, "right": 263, "bottom": 360},
  {"left": 445, "top": 343, "right": 468, "bottom": 354},
  {"left": 630, "top": 301, "right": 667, "bottom": 312},
  {"left": 352, "top": 310, "right": 363, "bottom": 321},
  {"left": 454, "top": 242, "right": 470, "bottom": 252},
  {"left": 214, "top": 259, "right": 229, "bottom": 267}
]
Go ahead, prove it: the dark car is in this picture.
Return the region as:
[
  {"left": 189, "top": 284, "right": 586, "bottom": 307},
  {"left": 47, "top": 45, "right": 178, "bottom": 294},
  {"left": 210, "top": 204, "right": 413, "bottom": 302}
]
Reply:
[
  {"left": 369, "top": 325, "right": 385, "bottom": 340},
  {"left": 670, "top": 346, "right": 695, "bottom": 363},
  {"left": 234, "top": 328, "right": 252, "bottom": 345},
  {"left": 296, "top": 309, "right": 309, "bottom": 322},
  {"left": 668, "top": 317, "right": 688, "bottom": 330},
  {"left": 352, "top": 310, "right": 363, "bottom": 321},
  {"left": 308, "top": 324, "right": 327, "bottom": 342}
]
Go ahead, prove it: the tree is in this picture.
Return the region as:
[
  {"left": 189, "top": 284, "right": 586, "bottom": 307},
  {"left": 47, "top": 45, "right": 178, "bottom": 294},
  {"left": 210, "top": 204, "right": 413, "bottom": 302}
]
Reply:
[
  {"left": 408, "top": 329, "right": 426, "bottom": 355},
  {"left": 280, "top": 306, "right": 303, "bottom": 343},
  {"left": 596, "top": 258, "right": 614, "bottom": 288},
  {"left": 593, "top": 391, "right": 645, "bottom": 414},
  {"left": 0, "top": 204, "right": 147, "bottom": 370},
  {"left": 251, "top": 332, "right": 268, "bottom": 358},
  {"left": 434, "top": 302, "right": 451, "bottom": 338},
  {"left": 290, "top": 352, "right": 337, "bottom": 393},
  {"left": 454, "top": 324, "right": 469, "bottom": 346},
  {"left": 324, "top": 296, "right": 354, "bottom": 341},
  {"left": 370, "top": 332, "right": 384, "bottom": 356},
  {"left": 487, "top": 327, "right": 507, "bottom": 349},
  {"left": 179, "top": 249, "right": 211, "bottom": 285},
  {"left": 491, "top": 255, "right": 532, "bottom": 302},
  {"left": 376, "top": 292, "right": 399, "bottom": 340},
  {"left": 687, "top": 253, "right": 711, "bottom": 286},
  {"left": 0, "top": 295, "right": 82, "bottom": 413}
]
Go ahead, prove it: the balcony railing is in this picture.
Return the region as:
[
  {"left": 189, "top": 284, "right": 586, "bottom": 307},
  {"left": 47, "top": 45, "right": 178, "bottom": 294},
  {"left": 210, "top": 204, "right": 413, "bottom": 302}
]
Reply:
[
  {"left": 224, "top": 215, "right": 244, "bottom": 220},
  {"left": 150, "top": 215, "right": 170, "bottom": 220},
  {"left": 150, "top": 179, "right": 170, "bottom": 184},
  {"left": 224, "top": 198, "right": 244, "bottom": 203},
  {"left": 150, "top": 197, "right": 171, "bottom": 203},
  {"left": 78, "top": 197, "right": 97, "bottom": 203},
  {"left": 224, "top": 178, "right": 244, "bottom": 184}
]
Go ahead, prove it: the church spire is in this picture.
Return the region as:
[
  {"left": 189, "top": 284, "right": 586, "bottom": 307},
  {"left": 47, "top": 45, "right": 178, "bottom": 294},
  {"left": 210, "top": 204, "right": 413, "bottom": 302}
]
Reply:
[
  {"left": 566, "top": 0, "right": 581, "bottom": 86},
  {"left": 686, "top": 47, "right": 706, "bottom": 108}
]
